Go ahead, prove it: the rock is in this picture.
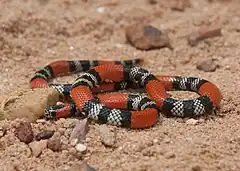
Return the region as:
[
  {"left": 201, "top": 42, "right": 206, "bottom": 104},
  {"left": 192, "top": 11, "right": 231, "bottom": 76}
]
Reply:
[
  {"left": 29, "top": 140, "right": 48, "bottom": 157},
  {"left": 163, "top": 138, "right": 172, "bottom": 144},
  {"left": 0, "top": 127, "right": 6, "bottom": 138},
  {"left": 148, "top": 0, "right": 157, "bottom": 5},
  {"left": 58, "top": 127, "right": 66, "bottom": 135},
  {"left": 63, "top": 118, "right": 76, "bottom": 128},
  {"left": 153, "top": 138, "right": 158, "bottom": 144},
  {"left": 192, "top": 165, "right": 202, "bottom": 171},
  {"left": 15, "top": 121, "right": 34, "bottom": 144},
  {"left": 165, "top": 152, "right": 176, "bottom": 159},
  {"left": 68, "top": 147, "right": 77, "bottom": 156},
  {"left": 75, "top": 143, "right": 87, "bottom": 153},
  {"left": 170, "top": 0, "right": 191, "bottom": 11},
  {"left": 0, "top": 88, "right": 59, "bottom": 122},
  {"left": 96, "top": 7, "right": 105, "bottom": 13},
  {"left": 36, "top": 119, "right": 46, "bottom": 124},
  {"left": 198, "top": 118, "right": 205, "bottom": 123},
  {"left": 47, "top": 137, "right": 61, "bottom": 152},
  {"left": 188, "top": 26, "right": 222, "bottom": 46},
  {"left": 35, "top": 130, "right": 55, "bottom": 141},
  {"left": 70, "top": 138, "right": 78, "bottom": 147},
  {"left": 69, "top": 118, "right": 89, "bottom": 145},
  {"left": 196, "top": 59, "right": 219, "bottom": 72},
  {"left": 99, "top": 125, "right": 116, "bottom": 147},
  {"left": 125, "top": 23, "right": 172, "bottom": 50},
  {"left": 186, "top": 118, "right": 199, "bottom": 125},
  {"left": 66, "top": 162, "right": 96, "bottom": 171}
]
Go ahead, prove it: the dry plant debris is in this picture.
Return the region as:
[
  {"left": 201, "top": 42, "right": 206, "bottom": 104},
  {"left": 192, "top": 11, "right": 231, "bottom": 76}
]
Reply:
[{"left": 69, "top": 118, "right": 89, "bottom": 146}]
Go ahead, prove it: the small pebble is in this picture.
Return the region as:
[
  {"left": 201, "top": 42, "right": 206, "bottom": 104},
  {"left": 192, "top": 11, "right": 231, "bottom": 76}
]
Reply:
[
  {"left": 70, "top": 138, "right": 78, "bottom": 147},
  {"left": 97, "top": 7, "right": 105, "bottom": 13},
  {"left": 164, "top": 168, "right": 173, "bottom": 171},
  {"left": 176, "top": 118, "right": 185, "bottom": 123},
  {"left": 198, "top": 118, "right": 205, "bottom": 123},
  {"left": 56, "top": 101, "right": 64, "bottom": 106},
  {"left": 35, "top": 130, "right": 54, "bottom": 141},
  {"left": 192, "top": 165, "right": 202, "bottom": 171},
  {"left": 63, "top": 119, "right": 76, "bottom": 128},
  {"left": 68, "top": 147, "right": 77, "bottom": 156},
  {"left": 15, "top": 122, "right": 34, "bottom": 144},
  {"left": 163, "top": 138, "right": 172, "bottom": 144},
  {"left": 165, "top": 152, "right": 176, "bottom": 159},
  {"left": 58, "top": 128, "right": 66, "bottom": 135},
  {"left": 125, "top": 23, "right": 172, "bottom": 50},
  {"left": 47, "top": 137, "right": 61, "bottom": 152},
  {"left": 99, "top": 125, "right": 116, "bottom": 147},
  {"left": 148, "top": 0, "right": 157, "bottom": 5},
  {"left": 53, "top": 131, "right": 61, "bottom": 138},
  {"left": 36, "top": 119, "right": 46, "bottom": 124},
  {"left": 153, "top": 138, "right": 158, "bottom": 144},
  {"left": 75, "top": 143, "right": 87, "bottom": 153},
  {"left": 0, "top": 127, "right": 6, "bottom": 138},
  {"left": 170, "top": 0, "right": 191, "bottom": 11},
  {"left": 186, "top": 118, "right": 199, "bottom": 125},
  {"left": 66, "top": 162, "right": 96, "bottom": 171},
  {"left": 196, "top": 59, "right": 219, "bottom": 72},
  {"left": 29, "top": 140, "right": 48, "bottom": 157}
]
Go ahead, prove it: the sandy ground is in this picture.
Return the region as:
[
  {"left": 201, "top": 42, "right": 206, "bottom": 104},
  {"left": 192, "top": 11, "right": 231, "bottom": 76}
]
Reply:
[{"left": 0, "top": 0, "right": 240, "bottom": 171}]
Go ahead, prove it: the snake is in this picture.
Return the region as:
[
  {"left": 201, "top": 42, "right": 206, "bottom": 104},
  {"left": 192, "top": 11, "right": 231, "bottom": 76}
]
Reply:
[{"left": 30, "top": 58, "right": 222, "bottom": 128}]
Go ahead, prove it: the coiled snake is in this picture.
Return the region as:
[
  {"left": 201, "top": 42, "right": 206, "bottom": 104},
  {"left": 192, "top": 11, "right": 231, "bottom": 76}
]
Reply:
[{"left": 30, "top": 59, "right": 222, "bottom": 128}]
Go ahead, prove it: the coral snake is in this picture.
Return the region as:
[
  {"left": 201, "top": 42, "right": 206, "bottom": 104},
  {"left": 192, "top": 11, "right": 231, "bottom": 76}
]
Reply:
[{"left": 30, "top": 58, "right": 222, "bottom": 128}]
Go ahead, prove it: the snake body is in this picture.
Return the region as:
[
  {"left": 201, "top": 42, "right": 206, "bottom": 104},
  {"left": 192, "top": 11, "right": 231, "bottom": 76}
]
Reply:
[{"left": 30, "top": 59, "right": 222, "bottom": 128}]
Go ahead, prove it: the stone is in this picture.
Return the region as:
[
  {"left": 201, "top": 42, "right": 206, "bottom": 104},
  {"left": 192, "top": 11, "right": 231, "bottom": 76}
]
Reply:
[
  {"left": 196, "top": 59, "right": 219, "bottom": 72},
  {"left": 170, "top": 0, "right": 191, "bottom": 11},
  {"left": 15, "top": 121, "right": 34, "bottom": 144},
  {"left": 192, "top": 165, "right": 202, "bottom": 171},
  {"left": 148, "top": 0, "right": 157, "bottom": 5},
  {"left": 0, "top": 127, "right": 6, "bottom": 138},
  {"left": 66, "top": 162, "right": 96, "bottom": 171},
  {"left": 188, "top": 26, "right": 222, "bottom": 46},
  {"left": 125, "top": 23, "right": 172, "bottom": 50},
  {"left": 75, "top": 143, "right": 87, "bottom": 153},
  {"left": 1, "top": 88, "right": 59, "bottom": 122},
  {"left": 99, "top": 125, "right": 116, "bottom": 147},
  {"left": 35, "top": 130, "right": 54, "bottom": 141},
  {"left": 165, "top": 152, "right": 176, "bottom": 159},
  {"left": 29, "top": 140, "right": 48, "bottom": 157},
  {"left": 186, "top": 118, "right": 199, "bottom": 125},
  {"left": 47, "top": 137, "right": 61, "bottom": 152}
]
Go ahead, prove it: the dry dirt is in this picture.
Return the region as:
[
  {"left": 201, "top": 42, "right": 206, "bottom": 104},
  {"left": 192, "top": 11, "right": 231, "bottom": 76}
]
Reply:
[{"left": 0, "top": 0, "right": 240, "bottom": 171}]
